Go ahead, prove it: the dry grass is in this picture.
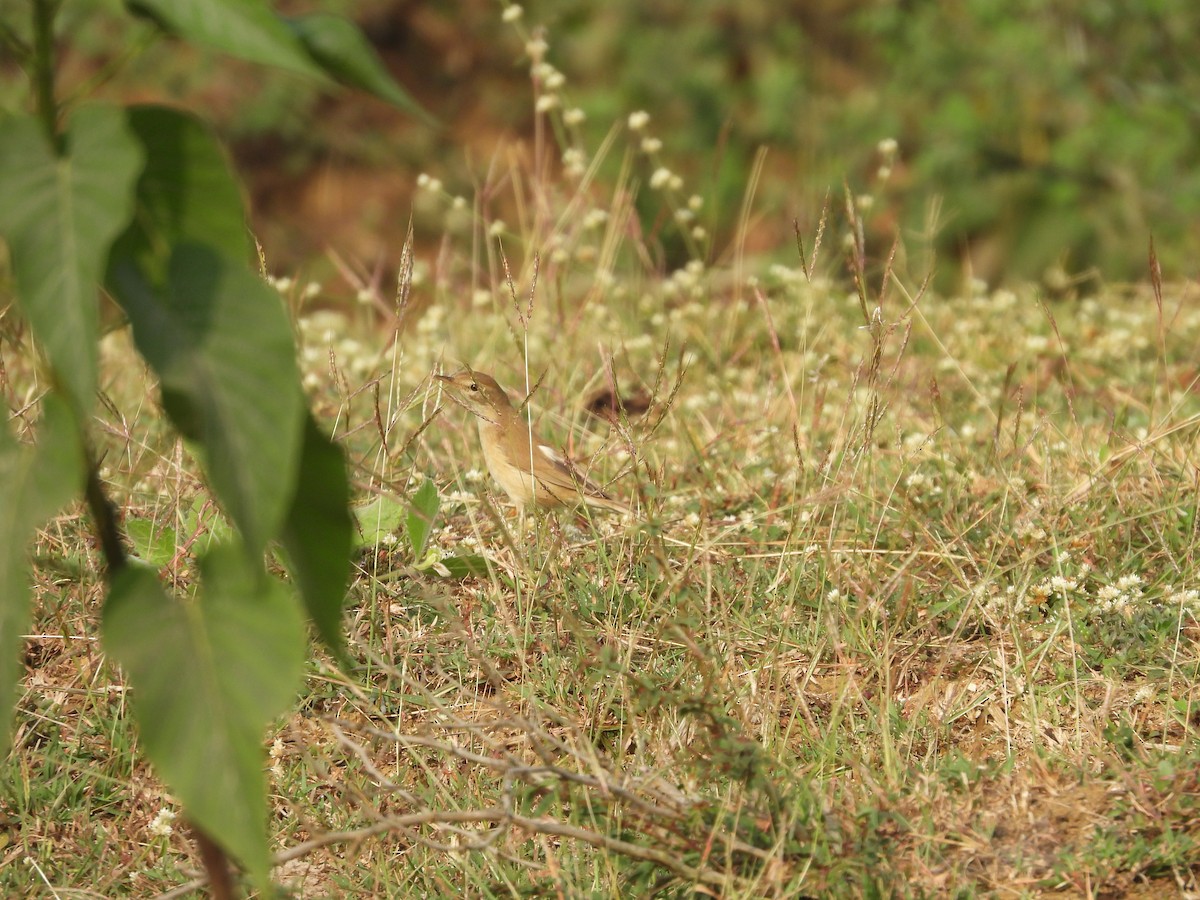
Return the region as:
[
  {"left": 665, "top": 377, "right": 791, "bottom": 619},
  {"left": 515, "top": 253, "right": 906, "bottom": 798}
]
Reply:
[{"left": 6, "top": 240, "right": 1200, "bottom": 896}]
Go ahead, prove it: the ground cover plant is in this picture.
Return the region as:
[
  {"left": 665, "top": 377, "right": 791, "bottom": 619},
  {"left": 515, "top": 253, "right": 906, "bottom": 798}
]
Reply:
[{"left": 3, "top": 2, "right": 1200, "bottom": 897}]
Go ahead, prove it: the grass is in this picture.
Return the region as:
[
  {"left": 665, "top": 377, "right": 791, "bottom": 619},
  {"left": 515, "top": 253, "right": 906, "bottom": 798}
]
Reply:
[{"left": 4, "top": 22, "right": 1200, "bottom": 899}]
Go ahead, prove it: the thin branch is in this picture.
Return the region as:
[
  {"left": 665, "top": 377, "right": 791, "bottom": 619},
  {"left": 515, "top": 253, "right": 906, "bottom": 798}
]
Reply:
[{"left": 154, "top": 805, "right": 731, "bottom": 900}]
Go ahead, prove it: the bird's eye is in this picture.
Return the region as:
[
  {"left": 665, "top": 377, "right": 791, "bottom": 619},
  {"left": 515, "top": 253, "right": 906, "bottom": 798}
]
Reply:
[{"left": 469, "top": 382, "right": 478, "bottom": 391}]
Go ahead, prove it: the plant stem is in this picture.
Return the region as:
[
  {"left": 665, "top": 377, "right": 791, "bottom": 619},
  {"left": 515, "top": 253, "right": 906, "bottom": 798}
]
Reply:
[
  {"left": 192, "top": 825, "right": 235, "bottom": 900},
  {"left": 85, "top": 459, "right": 241, "bottom": 896},
  {"left": 30, "top": 0, "right": 62, "bottom": 154},
  {"left": 84, "top": 452, "right": 127, "bottom": 578}
]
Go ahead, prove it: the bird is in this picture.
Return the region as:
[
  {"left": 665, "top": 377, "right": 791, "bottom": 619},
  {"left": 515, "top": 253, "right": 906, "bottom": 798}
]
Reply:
[{"left": 435, "top": 367, "right": 632, "bottom": 514}]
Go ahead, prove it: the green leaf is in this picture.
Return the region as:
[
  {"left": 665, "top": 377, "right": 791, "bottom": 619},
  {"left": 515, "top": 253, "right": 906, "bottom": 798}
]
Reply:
[
  {"left": 285, "top": 14, "right": 434, "bottom": 123},
  {"left": 0, "top": 394, "right": 84, "bottom": 754},
  {"left": 351, "top": 493, "right": 407, "bottom": 550},
  {"left": 126, "top": 518, "right": 179, "bottom": 568},
  {"left": 0, "top": 105, "right": 143, "bottom": 413},
  {"left": 406, "top": 478, "right": 440, "bottom": 559},
  {"left": 438, "top": 555, "right": 492, "bottom": 580},
  {"left": 108, "top": 243, "right": 305, "bottom": 556},
  {"left": 117, "top": 105, "right": 252, "bottom": 276},
  {"left": 103, "top": 547, "right": 306, "bottom": 889},
  {"left": 180, "top": 495, "right": 236, "bottom": 556},
  {"left": 280, "top": 414, "right": 352, "bottom": 660},
  {"left": 127, "top": 0, "right": 325, "bottom": 80}
]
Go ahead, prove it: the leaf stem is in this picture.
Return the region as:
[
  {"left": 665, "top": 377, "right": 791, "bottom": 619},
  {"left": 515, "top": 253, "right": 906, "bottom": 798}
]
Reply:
[
  {"left": 30, "top": 0, "right": 62, "bottom": 154},
  {"left": 191, "top": 825, "right": 235, "bottom": 900},
  {"left": 84, "top": 451, "right": 127, "bottom": 578}
]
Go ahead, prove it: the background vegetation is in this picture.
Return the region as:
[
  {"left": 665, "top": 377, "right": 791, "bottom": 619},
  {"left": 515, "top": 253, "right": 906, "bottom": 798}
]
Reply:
[
  {"left": 24, "top": 0, "right": 1198, "bottom": 288},
  {"left": 1, "top": 0, "right": 1199, "bottom": 896}
]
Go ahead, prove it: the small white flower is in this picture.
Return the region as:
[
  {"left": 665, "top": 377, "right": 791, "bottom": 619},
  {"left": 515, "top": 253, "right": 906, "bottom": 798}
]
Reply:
[
  {"left": 563, "top": 107, "right": 586, "bottom": 126},
  {"left": 536, "top": 94, "right": 559, "bottom": 113},
  {"left": 1025, "top": 334, "right": 1050, "bottom": 353},
  {"left": 562, "top": 147, "right": 585, "bottom": 176},
  {"left": 502, "top": 5, "right": 523, "bottom": 23},
  {"left": 649, "top": 167, "right": 673, "bottom": 189},
  {"left": 525, "top": 36, "right": 548, "bottom": 62},
  {"left": 488, "top": 219, "right": 506, "bottom": 237},
  {"left": 641, "top": 136, "right": 662, "bottom": 154},
  {"left": 149, "top": 808, "right": 176, "bottom": 837},
  {"left": 583, "top": 209, "right": 609, "bottom": 229},
  {"left": 1048, "top": 575, "right": 1078, "bottom": 594},
  {"left": 878, "top": 137, "right": 898, "bottom": 157},
  {"left": 1168, "top": 588, "right": 1200, "bottom": 610},
  {"left": 628, "top": 110, "right": 650, "bottom": 131}
]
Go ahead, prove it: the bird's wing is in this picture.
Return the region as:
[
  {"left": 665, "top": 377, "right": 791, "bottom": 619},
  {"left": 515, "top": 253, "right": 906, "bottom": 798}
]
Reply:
[{"left": 535, "top": 442, "right": 611, "bottom": 499}]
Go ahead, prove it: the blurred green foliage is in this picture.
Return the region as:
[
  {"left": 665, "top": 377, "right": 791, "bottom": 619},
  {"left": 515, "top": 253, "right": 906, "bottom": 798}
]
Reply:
[
  {"left": 531, "top": 0, "right": 1200, "bottom": 284},
  {"left": 7, "top": 0, "right": 1195, "bottom": 285}
]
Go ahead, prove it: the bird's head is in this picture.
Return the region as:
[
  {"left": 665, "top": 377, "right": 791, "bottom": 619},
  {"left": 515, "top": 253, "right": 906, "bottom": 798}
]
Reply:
[{"left": 435, "top": 368, "right": 514, "bottom": 424}]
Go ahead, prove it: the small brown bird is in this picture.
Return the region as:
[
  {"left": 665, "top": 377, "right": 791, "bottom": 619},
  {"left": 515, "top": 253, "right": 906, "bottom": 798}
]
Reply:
[{"left": 436, "top": 367, "right": 632, "bottom": 514}]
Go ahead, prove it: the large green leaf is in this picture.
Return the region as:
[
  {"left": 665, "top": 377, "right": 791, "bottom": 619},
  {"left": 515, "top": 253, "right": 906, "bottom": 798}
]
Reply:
[
  {"left": 406, "top": 477, "right": 439, "bottom": 559},
  {"left": 127, "top": 0, "right": 325, "bottom": 80},
  {"left": 103, "top": 548, "right": 306, "bottom": 888},
  {"left": 0, "top": 394, "right": 84, "bottom": 754},
  {"left": 117, "top": 105, "right": 252, "bottom": 276},
  {"left": 108, "top": 243, "right": 305, "bottom": 556},
  {"left": 285, "top": 14, "right": 433, "bottom": 122},
  {"left": 0, "top": 106, "right": 142, "bottom": 413},
  {"left": 279, "top": 414, "right": 352, "bottom": 660},
  {"left": 125, "top": 517, "right": 179, "bottom": 568},
  {"left": 352, "top": 493, "right": 408, "bottom": 550}
]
